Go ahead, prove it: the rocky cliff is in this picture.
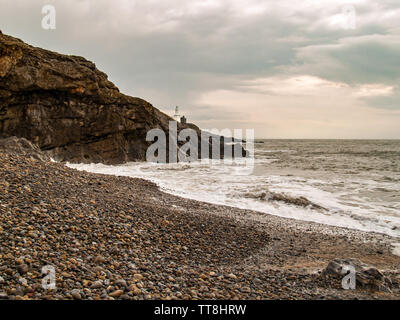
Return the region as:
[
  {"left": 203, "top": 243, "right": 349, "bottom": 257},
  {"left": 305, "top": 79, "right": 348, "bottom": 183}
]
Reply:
[{"left": 0, "top": 32, "right": 236, "bottom": 164}]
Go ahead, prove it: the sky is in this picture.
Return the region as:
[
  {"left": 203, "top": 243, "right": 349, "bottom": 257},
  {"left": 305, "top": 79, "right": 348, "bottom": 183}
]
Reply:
[{"left": 1, "top": 0, "right": 399, "bottom": 138}]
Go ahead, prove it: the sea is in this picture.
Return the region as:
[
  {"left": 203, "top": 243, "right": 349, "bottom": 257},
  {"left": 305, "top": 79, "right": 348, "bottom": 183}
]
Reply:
[{"left": 67, "top": 140, "right": 400, "bottom": 238}]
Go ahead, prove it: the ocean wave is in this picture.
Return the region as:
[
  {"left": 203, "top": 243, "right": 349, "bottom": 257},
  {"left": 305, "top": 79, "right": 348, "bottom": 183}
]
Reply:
[
  {"left": 67, "top": 140, "right": 400, "bottom": 238},
  {"left": 242, "top": 190, "right": 327, "bottom": 211}
]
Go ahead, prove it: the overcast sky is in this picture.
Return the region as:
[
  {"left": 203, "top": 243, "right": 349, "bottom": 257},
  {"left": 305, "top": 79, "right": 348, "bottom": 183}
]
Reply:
[{"left": 1, "top": 0, "right": 399, "bottom": 138}]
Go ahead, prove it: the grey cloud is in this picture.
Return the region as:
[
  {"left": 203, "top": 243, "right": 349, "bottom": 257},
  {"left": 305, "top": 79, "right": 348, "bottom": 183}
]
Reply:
[
  {"left": 361, "top": 86, "right": 400, "bottom": 110},
  {"left": 291, "top": 35, "right": 400, "bottom": 85},
  {"left": 1, "top": 0, "right": 399, "bottom": 136}
]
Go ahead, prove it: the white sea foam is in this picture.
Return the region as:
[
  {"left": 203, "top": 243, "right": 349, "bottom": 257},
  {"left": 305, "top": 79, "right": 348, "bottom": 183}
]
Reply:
[{"left": 67, "top": 157, "right": 400, "bottom": 238}]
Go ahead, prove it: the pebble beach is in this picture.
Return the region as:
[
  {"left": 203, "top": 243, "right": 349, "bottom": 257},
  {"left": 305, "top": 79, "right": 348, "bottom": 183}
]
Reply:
[{"left": 1, "top": 139, "right": 399, "bottom": 300}]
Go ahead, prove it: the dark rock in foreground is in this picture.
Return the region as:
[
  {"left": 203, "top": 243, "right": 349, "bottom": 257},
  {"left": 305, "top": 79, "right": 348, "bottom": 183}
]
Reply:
[{"left": 322, "top": 258, "right": 396, "bottom": 293}]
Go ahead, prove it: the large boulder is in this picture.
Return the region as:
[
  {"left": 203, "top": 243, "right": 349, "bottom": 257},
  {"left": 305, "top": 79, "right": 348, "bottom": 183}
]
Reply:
[
  {"left": 322, "top": 258, "right": 396, "bottom": 292},
  {"left": 0, "top": 136, "right": 50, "bottom": 162}
]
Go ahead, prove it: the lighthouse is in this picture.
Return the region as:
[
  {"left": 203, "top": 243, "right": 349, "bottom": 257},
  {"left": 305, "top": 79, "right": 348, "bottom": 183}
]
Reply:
[{"left": 173, "top": 106, "right": 181, "bottom": 122}]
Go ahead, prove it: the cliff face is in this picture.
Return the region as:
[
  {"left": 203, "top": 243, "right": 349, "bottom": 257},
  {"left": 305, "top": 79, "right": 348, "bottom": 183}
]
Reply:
[{"left": 0, "top": 32, "right": 197, "bottom": 164}]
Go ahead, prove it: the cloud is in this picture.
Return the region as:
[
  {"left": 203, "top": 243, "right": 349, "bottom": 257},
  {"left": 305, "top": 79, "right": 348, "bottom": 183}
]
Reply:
[
  {"left": 0, "top": 0, "right": 399, "bottom": 137},
  {"left": 195, "top": 77, "right": 400, "bottom": 138},
  {"left": 289, "top": 34, "right": 400, "bottom": 85},
  {"left": 359, "top": 85, "right": 400, "bottom": 110},
  {"left": 237, "top": 75, "right": 349, "bottom": 96},
  {"left": 355, "top": 84, "right": 394, "bottom": 97}
]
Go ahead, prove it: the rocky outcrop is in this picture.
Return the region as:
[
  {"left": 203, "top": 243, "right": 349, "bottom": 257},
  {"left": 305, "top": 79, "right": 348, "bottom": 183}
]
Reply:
[
  {"left": 0, "top": 32, "right": 241, "bottom": 164},
  {"left": 0, "top": 136, "right": 50, "bottom": 162},
  {"left": 322, "top": 258, "right": 398, "bottom": 292},
  {"left": 243, "top": 190, "right": 326, "bottom": 211}
]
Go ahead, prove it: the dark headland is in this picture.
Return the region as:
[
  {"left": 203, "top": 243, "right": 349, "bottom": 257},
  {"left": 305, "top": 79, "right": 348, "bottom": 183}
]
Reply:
[
  {"left": 0, "top": 33, "right": 400, "bottom": 300},
  {"left": 0, "top": 32, "right": 243, "bottom": 164}
]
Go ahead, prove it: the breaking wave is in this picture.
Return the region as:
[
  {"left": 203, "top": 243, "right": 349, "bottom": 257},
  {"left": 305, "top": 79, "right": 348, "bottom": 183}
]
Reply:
[{"left": 67, "top": 140, "right": 400, "bottom": 238}]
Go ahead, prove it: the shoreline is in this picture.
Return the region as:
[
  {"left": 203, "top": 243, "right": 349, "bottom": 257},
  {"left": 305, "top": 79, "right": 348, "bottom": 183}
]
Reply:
[
  {"left": 65, "top": 161, "right": 400, "bottom": 241},
  {"left": 72, "top": 161, "right": 400, "bottom": 250},
  {"left": 1, "top": 144, "right": 400, "bottom": 299}
]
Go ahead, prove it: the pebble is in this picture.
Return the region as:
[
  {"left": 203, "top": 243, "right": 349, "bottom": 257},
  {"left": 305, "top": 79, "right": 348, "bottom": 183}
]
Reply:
[
  {"left": 17, "top": 264, "right": 29, "bottom": 275},
  {"left": 90, "top": 280, "right": 103, "bottom": 289},
  {"left": 71, "top": 289, "right": 82, "bottom": 300},
  {"left": 128, "top": 284, "right": 141, "bottom": 295},
  {"left": 114, "top": 279, "right": 127, "bottom": 288},
  {"left": 109, "top": 290, "right": 124, "bottom": 298},
  {"left": 133, "top": 274, "right": 143, "bottom": 281},
  {"left": 94, "top": 255, "right": 105, "bottom": 264}
]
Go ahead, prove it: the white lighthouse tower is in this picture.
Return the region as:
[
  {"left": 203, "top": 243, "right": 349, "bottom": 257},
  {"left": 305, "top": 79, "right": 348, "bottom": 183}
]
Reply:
[{"left": 173, "top": 106, "right": 181, "bottom": 122}]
